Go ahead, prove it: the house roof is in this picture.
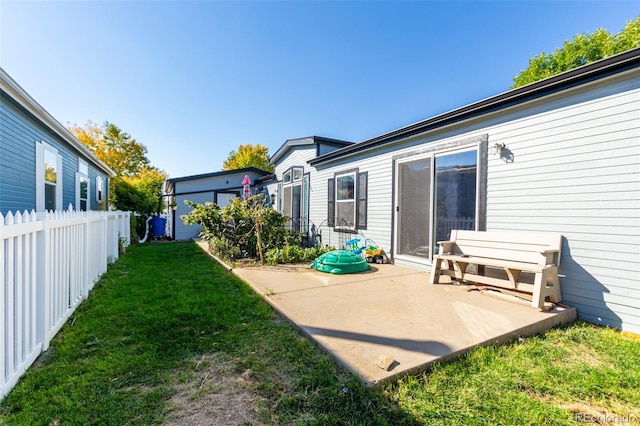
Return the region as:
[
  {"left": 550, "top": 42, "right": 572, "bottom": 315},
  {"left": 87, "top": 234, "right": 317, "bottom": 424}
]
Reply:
[
  {"left": 255, "top": 173, "right": 276, "bottom": 184},
  {"left": 309, "top": 47, "right": 640, "bottom": 166},
  {"left": 166, "top": 167, "right": 270, "bottom": 184},
  {"left": 270, "top": 136, "right": 353, "bottom": 164},
  {"left": 0, "top": 67, "right": 116, "bottom": 178}
]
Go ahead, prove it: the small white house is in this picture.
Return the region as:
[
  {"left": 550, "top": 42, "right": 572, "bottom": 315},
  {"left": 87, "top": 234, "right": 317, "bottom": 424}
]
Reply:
[
  {"left": 262, "top": 136, "right": 352, "bottom": 233},
  {"left": 269, "top": 48, "right": 640, "bottom": 334},
  {"left": 166, "top": 167, "right": 270, "bottom": 240}
]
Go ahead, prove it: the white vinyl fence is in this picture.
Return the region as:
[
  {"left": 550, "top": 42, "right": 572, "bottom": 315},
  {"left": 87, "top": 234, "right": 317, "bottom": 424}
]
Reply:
[{"left": 0, "top": 208, "right": 130, "bottom": 400}]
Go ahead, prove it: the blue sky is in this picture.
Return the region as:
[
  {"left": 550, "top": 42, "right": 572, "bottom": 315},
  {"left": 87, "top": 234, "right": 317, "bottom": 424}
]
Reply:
[{"left": 1, "top": 1, "right": 638, "bottom": 179}]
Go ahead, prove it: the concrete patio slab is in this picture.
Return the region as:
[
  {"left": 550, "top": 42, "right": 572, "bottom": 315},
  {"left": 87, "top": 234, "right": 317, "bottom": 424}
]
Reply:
[{"left": 201, "top": 246, "right": 576, "bottom": 388}]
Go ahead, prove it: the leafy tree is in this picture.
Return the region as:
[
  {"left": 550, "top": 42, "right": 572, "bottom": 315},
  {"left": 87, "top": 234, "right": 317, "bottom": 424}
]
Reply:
[
  {"left": 68, "top": 121, "right": 152, "bottom": 178},
  {"left": 512, "top": 16, "right": 640, "bottom": 88},
  {"left": 222, "top": 144, "right": 274, "bottom": 172},
  {"left": 68, "top": 121, "right": 167, "bottom": 231},
  {"left": 114, "top": 167, "right": 167, "bottom": 216}
]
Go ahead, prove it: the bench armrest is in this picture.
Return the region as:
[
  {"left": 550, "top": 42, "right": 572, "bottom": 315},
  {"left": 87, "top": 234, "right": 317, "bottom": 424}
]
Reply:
[
  {"left": 541, "top": 249, "right": 560, "bottom": 265},
  {"left": 437, "top": 241, "right": 455, "bottom": 255}
]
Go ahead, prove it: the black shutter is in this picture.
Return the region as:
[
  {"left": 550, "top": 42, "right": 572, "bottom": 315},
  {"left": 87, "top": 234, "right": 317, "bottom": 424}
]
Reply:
[
  {"left": 356, "top": 171, "right": 367, "bottom": 229},
  {"left": 327, "top": 178, "right": 335, "bottom": 227}
]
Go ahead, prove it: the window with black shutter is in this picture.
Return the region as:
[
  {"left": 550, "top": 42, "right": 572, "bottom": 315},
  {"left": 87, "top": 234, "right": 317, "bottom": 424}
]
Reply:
[
  {"left": 356, "top": 171, "right": 367, "bottom": 229},
  {"left": 327, "top": 178, "right": 335, "bottom": 226}
]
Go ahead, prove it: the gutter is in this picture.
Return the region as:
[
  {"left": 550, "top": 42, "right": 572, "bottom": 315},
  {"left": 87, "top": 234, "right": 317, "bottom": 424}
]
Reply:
[{"left": 309, "top": 47, "right": 640, "bottom": 166}]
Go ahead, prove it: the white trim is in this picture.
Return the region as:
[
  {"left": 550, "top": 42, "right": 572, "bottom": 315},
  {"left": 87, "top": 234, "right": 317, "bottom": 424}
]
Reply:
[
  {"left": 55, "top": 152, "right": 63, "bottom": 210},
  {"left": 335, "top": 171, "right": 356, "bottom": 228},
  {"left": 76, "top": 159, "right": 89, "bottom": 211},
  {"left": 35, "top": 140, "right": 62, "bottom": 212},
  {"left": 96, "top": 176, "right": 104, "bottom": 204},
  {"left": 35, "top": 141, "right": 44, "bottom": 211}
]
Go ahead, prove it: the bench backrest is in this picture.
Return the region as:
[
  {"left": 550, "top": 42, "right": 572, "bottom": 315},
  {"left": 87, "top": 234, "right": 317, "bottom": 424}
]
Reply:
[{"left": 449, "top": 230, "right": 562, "bottom": 266}]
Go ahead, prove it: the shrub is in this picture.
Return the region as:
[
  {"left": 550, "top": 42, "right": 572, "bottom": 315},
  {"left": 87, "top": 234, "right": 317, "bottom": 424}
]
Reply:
[
  {"left": 265, "top": 245, "right": 335, "bottom": 265},
  {"left": 182, "top": 196, "right": 304, "bottom": 262}
]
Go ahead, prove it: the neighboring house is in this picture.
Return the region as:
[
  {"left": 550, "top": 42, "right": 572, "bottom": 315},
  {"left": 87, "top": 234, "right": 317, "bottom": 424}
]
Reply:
[
  {"left": 269, "top": 48, "right": 640, "bottom": 334},
  {"left": 166, "top": 167, "right": 270, "bottom": 240},
  {"left": 264, "top": 136, "right": 352, "bottom": 233},
  {"left": 0, "top": 68, "right": 114, "bottom": 215}
]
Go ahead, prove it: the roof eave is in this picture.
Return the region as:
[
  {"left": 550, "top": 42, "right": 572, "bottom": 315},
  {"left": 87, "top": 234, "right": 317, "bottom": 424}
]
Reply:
[
  {"left": 0, "top": 67, "right": 116, "bottom": 178},
  {"left": 270, "top": 136, "right": 353, "bottom": 164},
  {"left": 167, "top": 167, "right": 270, "bottom": 184},
  {"left": 309, "top": 48, "right": 640, "bottom": 166}
]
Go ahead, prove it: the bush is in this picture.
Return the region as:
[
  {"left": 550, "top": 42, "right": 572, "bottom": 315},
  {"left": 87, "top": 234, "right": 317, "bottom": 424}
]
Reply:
[
  {"left": 265, "top": 245, "right": 335, "bottom": 265},
  {"left": 182, "top": 196, "right": 304, "bottom": 262}
]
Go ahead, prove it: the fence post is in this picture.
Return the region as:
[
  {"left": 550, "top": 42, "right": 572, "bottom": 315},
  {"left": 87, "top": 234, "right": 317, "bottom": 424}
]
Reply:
[
  {"left": 0, "top": 213, "right": 6, "bottom": 391},
  {"left": 82, "top": 211, "right": 89, "bottom": 299}
]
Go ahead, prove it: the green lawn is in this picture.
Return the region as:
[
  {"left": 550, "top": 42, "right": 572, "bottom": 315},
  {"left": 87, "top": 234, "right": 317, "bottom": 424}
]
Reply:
[{"left": 1, "top": 242, "right": 638, "bottom": 425}]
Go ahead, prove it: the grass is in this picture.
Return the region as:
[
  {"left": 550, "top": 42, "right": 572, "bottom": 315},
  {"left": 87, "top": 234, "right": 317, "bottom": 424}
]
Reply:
[{"left": 0, "top": 241, "right": 638, "bottom": 425}]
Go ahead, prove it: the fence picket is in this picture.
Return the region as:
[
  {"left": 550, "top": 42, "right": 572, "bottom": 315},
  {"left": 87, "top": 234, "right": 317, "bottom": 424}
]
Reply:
[
  {"left": 0, "top": 213, "right": 4, "bottom": 391},
  {"left": 1, "top": 209, "right": 130, "bottom": 400}
]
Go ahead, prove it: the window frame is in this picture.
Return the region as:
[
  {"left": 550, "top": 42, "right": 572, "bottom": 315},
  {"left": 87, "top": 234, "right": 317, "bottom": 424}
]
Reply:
[
  {"left": 77, "top": 159, "right": 89, "bottom": 211},
  {"left": 328, "top": 168, "right": 367, "bottom": 231},
  {"left": 280, "top": 166, "right": 307, "bottom": 232},
  {"left": 335, "top": 171, "right": 356, "bottom": 228},
  {"left": 36, "top": 140, "right": 63, "bottom": 212},
  {"left": 96, "top": 176, "right": 105, "bottom": 204}
]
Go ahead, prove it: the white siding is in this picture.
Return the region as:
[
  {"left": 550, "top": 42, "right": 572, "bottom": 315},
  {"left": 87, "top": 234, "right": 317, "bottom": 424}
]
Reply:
[
  {"left": 307, "top": 70, "right": 640, "bottom": 333},
  {"left": 272, "top": 145, "right": 317, "bottom": 222},
  {"left": 273, "top": 146, "right": 317, "bottom": 180},
  {"left": 484, "top": 74, "right": 640, "bottom": 334}
]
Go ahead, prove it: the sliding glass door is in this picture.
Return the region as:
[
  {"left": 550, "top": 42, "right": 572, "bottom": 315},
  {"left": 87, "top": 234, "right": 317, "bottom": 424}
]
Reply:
[
  {"left": 395, "top": 148, "right": 478, "bottom": 263},
  {"left": 434, "top": 150, "right": 477, "bottom": 254},
  {"left": 396, "top": 157, "right": 432, "bottom": 259}
]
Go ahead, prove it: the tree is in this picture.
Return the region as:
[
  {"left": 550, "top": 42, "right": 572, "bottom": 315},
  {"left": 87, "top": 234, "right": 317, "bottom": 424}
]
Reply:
[
  {"left": 222, "top": 144, "right": 274, "bottom": 172},
  {"left": 512, "top": 16, "right": 640, "bottom": 88},
  {"left": 114, "top": 167, "right": 167, "bottom": 216},
  {"left": 68, "top": 121, "right": 167, "bottom": 225},
  {"left": 68, "top": 121, "right": 151, "bottom": 177}
]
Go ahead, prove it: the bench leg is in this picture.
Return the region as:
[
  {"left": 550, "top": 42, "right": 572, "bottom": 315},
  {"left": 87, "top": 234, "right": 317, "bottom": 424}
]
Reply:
[
  {"left": 505, "top": 268, "right": 521, "bottom": 289},
  {"left": 429, "top": 257, "right": 441, "bottom": 284},
  {"left": 531, "top": 270, "right": 547, "bottom": 309},
  {"left": 451, "top": 261, "right": 468, "bottom": 282},
  {"left": 547, "top": 266, "right": 561, "bottom": 303}
]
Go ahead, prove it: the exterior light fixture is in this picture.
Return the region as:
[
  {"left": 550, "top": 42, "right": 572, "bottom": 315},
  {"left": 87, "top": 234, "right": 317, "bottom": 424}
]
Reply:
[{"left": 491, "top": 142, "right": 505, "bottom": 156}]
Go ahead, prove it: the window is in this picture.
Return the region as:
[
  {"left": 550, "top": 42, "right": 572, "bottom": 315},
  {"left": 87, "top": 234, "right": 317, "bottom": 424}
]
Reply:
[
  {"left": 336, "top": 172, "right": 355, "bottom": 226},
  {"left": 44, "top": 149, "right": 58, "bottom": 210},
  {"left": 328, "top": 169, "right": 367, "bottom": 230},
  {"left": 77, "top": 159, "right": 89, "bottom": 211},
  {"left": 36, "top": 141, "right": 62, "bottom": 212},
  {"left": 280, "top": 167, "right": 307, "bottom": 232},
  {"left": 293, "top": 167, "right": 302, "bottom": 181},
  {"left": 96, "top": 176, "right": 104, "bottom": 203}
]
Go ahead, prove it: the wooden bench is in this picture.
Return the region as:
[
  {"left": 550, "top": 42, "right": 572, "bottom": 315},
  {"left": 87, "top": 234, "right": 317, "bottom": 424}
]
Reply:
[{"left": 429, "top": 230, "right": 562, "bottom": 309}]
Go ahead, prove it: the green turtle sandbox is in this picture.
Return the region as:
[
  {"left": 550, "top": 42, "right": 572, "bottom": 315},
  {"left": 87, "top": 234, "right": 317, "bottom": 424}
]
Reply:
[{"left": 310, "top": 250, "right": 371, "bottom": 274}]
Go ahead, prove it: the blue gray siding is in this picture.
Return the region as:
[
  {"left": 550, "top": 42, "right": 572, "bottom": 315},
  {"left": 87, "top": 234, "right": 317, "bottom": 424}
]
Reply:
[
  {"left": 1, "top": 92, "right": 37, "bottom": 213},
  {"left": 1, "top": 91, "right": 109, "bottom": 215}
]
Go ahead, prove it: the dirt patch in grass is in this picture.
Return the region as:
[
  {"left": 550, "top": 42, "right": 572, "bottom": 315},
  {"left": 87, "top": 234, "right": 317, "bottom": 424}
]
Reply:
[{"left": 165, "top": 353, "right": 268, "bottom": 426}]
